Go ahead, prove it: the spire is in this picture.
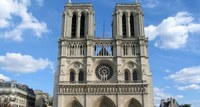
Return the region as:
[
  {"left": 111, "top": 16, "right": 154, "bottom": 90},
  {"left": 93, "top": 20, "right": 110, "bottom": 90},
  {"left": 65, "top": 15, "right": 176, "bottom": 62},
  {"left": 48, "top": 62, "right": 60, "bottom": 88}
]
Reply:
[
  {"left": 103, "top": 21, "right": 105, "bottom": 38},
  {"left": 68, "top": 0, "right": 72, "bottom": 3},
  {"left": 134, "top": 0, "right": 138, "bottom": 4}
]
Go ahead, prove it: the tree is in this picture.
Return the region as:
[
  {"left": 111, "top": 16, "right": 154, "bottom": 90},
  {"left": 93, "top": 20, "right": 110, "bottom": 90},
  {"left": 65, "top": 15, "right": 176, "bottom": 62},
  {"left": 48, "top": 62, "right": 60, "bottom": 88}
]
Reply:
[
  {"left": 0, "top": 97, "right": 12, "bottom": 107},
  {"left": 180, "top": 104, "right": 191, "bottom": 107}
]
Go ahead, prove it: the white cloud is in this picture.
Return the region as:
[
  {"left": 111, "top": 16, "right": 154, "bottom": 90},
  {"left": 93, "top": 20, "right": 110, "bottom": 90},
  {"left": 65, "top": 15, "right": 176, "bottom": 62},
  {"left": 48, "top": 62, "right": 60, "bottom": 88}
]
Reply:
[
  {"left": 0, "top": 0, "right": 49, "bottom": 42},
  {"left": 142, "top": 0, "right": 159, "bottom": 8},
  {"left": 0, "top": 53, "right": 53, "bottom": 73},
  {"left": 36, "top": 0, "right": 44, "bottom": 6},
  {"left": 177, "top": 84, "right": 200, "bottom": 91},
  {"left": 154, "top": 87, "right": 183, "bottom": 107},
  {"left": 168, "top": 66, "right": 200, "bottom": 84},
  {"left": 145, "top": 12, "right": 200, "bottom": 49},
  {"left": 0, "top": 74, "right": 11, "bottom": 81},
  {"left": 164, "top": 69, "right": 171, "bottom": 73}
]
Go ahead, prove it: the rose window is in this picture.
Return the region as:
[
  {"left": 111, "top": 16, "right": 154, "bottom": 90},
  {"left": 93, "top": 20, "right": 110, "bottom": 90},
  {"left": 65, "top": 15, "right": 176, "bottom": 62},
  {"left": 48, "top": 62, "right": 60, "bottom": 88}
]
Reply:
[{"left": 95, "top": 64, "right": 113, "bottom": 81}]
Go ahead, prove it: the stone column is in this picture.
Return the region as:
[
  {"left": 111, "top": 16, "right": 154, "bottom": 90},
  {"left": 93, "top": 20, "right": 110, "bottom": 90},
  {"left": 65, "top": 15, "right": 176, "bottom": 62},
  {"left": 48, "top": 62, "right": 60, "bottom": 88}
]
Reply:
[
  {"left": 61, "top": 13, "right": 65, "bottom": 37},
  {"left": 76, "top": 72, "right": 78, "bottom": 82},
  {"left": 137, "top": 12, "right": 145, "bottom": 37},
  {"left": 134, "top": 14, "right": 139, "bottom": 37},
  {"left": 118, "top": 12, "right": 123, "bottom": 36},
  {"left": 67, "top": 12, "right": 72, "bottom": 38},
  {"left": 140, "top": 13, "right": 145, "bottom": 36},
  {"left": 116, "top": 12, "right": 119, "bottom": 36},
  {"left": 65, "top": 43, "right": 68, "bottom": 56},
  {"left": 91, "top": 12, "right": 95, "bottom": 36},
  {"left": 126, "top": 13, "right": 131, "bottom": 38},
  {"left": 87, "top": 13, "right": 92, "bottom": 37},
  {"left": 76, "top": 14, "right": 81, "bottom": 38}
]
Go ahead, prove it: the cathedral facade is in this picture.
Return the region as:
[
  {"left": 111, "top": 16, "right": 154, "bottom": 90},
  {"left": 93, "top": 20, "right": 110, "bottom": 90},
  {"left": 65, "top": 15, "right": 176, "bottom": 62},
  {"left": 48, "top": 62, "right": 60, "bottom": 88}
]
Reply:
[{"left": 53, "top": 0, "right": 154, "bottom": 107}]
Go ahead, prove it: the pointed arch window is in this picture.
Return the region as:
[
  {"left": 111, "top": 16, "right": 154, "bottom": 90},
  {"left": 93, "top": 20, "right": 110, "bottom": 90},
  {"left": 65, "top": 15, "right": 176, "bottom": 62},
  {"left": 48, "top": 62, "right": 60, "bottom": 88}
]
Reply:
[
  {"left": 78, "top": 70, "right": 84, "bottom": 82},
  {"left": 124, "top": 70, "right": 129, "bottom": 82},
  {"left": 80, "top": 14, "right": 85, "bottom": 38},
  {"left": 130, "top": 14, "right": 135, "bottom": 37},
  {"left": 71, "top": 14, "right": 77, "bottom": 38},
  {"left": 132, "top": 70, "right": 138, "bottom": 82},
  {"left": 70, "top": 70, "right": 75, "bottom": 82},
  {"left": 132, "top": 44, "right": 136, "bottom": 56},
  {"left": 80, "top": 45, "right": 84, "bottom": 56},
  {"left": 123, "top": 45, "right": 128, "bottom": 56},
  {"left": 122, "top": 14, "right": 127, "bottom": 38}
]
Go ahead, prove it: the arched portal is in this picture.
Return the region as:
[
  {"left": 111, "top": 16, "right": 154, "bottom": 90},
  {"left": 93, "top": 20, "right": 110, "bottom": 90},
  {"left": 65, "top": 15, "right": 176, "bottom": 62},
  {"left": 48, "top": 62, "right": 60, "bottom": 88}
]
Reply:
[
  {"left": 93, "top": 96, "right": 116, "bottom": 107},
  {"left": 127, "top": 98, "right": 142, "bottom": 107},
  {"left": 67, "top": 100, "right": 83, "bottom": 107}
]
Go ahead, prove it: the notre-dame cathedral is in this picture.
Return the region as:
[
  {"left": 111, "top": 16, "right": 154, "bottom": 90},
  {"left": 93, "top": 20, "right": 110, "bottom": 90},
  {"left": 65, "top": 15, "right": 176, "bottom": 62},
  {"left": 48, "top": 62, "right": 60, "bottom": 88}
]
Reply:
[{"left": 53, "top": 0, "right": 154, "bottom": 107}]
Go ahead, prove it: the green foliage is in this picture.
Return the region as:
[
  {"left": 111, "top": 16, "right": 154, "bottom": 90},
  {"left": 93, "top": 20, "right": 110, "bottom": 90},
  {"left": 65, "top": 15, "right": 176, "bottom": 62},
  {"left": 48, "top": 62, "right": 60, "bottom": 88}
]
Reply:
[
  {"left": 181, "top": 104, "right": 191, "bottom": 107},
  {"left": 0, "top": 98, "right": 12, "bottom": 107}
]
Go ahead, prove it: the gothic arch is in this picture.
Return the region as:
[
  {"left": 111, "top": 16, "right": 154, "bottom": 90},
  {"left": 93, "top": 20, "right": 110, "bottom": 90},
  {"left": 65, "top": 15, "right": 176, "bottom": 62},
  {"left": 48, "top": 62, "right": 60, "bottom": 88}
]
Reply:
[
  {"left": 67, "top": 100, "right": 83, "bottom": 107},
  {"left": 66, "top": 61, "right": 86, "bottom": 74},
  {"left": 69, "top": 70, "right": 75, "bottom": 82},
  {"left": 132, "top": 70, "right": 138, "bottom": 81},
  {"left": 93, "top": 96, "right": 116, "bottom": 107},
  {"left": 130, "top": 13, "right": 135, "bottom": 37},
  {"left": 122, "top": 61, "right": 140, "bottom": 71},
  {"left": 125, "top": 98, "right": 142, "bottom": 107},
  {"left": 80, "top": 12, "right": 86, "bottom": 38},
  {"left": 78, "top": 69, "right": 85, "bottom": 82},
  {"left": 124, "top": 69, "right": 131, "bottom": 82},
  {"left": 132, "top": 69, "right": 142, "bottom": 82},
  {"left": 71, "top": 13, "right": 77, "bottom": 38},
  {"left": 80, "top": 10, "right": 88, "bottom": 16},
  {"left": 122, "top": 13, "right": 127, "bottom": 38}
]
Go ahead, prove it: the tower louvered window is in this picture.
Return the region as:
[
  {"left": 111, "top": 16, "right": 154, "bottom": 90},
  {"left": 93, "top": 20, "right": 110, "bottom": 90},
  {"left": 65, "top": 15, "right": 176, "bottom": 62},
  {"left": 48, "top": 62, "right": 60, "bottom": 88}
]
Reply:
[
  {"left": 122, "top": 14, "right": 127, "bottom": 38},
  {"left": 80, "top": 14, "right": 85, "bottom": 38},
  {"left": 130, "top": 14, "right": 134, "bottom": 37},
  {"left": 71, "top": 14, "right": 77, "bottom": 38}
]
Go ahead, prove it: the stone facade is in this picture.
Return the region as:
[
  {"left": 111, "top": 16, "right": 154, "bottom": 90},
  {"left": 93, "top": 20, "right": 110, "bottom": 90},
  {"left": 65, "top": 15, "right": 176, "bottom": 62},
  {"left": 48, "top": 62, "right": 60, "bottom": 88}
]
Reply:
[
  {"left": 53, "top": 0, "right": 154, "bottom": 107},
  {"left": 160, "top": 98, "right": 191, "bottom": 107},
  {"left": 35, "top": 90, "right": 53, "bottom": 107},
  {"left": 0, "top": 79, "right": 35, "bottom": 107}
]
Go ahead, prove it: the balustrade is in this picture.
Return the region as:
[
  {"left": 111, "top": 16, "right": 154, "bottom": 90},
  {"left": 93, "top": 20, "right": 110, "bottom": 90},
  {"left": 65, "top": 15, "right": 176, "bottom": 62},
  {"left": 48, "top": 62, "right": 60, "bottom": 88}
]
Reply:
[{"left": 58, "top": 82, "right": 147, "bottom": 95}]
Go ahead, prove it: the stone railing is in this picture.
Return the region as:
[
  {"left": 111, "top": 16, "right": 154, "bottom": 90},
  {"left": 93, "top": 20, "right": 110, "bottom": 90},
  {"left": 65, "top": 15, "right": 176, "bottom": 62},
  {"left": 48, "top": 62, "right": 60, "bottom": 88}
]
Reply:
[
  {"left": 58, "top": 82, "right": 148, "bottom": 95},
  {"left": 59, "top": 80, "right": 145, "bottom": 84}
]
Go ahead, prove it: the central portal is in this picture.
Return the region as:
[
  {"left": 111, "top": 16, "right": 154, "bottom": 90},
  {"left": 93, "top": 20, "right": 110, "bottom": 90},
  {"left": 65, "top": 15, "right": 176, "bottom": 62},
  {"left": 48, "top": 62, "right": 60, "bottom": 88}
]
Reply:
[{"left": 94, "top": 96, "right": 115, "bottom": 107}]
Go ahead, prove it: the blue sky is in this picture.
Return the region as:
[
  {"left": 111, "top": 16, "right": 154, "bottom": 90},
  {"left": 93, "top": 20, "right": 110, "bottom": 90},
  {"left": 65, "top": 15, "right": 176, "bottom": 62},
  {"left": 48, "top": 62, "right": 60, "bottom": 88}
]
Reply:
[{"left": 0, "top": 0, "right": 200, "bottom": 106}]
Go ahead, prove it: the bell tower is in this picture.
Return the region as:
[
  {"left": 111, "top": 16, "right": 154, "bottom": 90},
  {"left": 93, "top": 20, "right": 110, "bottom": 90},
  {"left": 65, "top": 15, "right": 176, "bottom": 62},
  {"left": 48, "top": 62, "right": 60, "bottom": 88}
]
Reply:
[
  {"left": 53, "top": 1, "right": 95, "bottom": 107},
  {"left": 112, "top": 1, "right": 145, "bottom": 38},
  {"left": 61, "top": 2, "right": 95, "bottom": 39}
]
